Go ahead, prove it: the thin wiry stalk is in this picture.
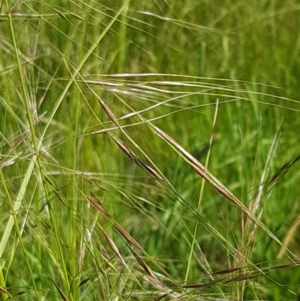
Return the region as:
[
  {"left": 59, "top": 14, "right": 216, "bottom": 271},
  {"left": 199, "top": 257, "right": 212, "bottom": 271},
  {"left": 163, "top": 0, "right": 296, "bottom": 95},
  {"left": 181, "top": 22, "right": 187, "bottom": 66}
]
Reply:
[{"left": 185, "top": 99, "right": 220, "bottom": 282}]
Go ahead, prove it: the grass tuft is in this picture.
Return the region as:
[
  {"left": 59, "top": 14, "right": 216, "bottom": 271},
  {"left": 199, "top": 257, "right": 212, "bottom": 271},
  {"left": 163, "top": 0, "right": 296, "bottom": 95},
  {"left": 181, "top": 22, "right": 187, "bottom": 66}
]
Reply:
[{"left": 1, "top": 1, "right": 300, "bottom": 300}]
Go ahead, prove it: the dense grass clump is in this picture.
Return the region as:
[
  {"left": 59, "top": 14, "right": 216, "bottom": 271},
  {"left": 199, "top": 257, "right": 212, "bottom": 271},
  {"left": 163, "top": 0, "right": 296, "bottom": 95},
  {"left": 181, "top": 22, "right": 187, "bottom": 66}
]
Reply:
[{"left": 0, "top": 1, "right": 299, "bottom": 300}]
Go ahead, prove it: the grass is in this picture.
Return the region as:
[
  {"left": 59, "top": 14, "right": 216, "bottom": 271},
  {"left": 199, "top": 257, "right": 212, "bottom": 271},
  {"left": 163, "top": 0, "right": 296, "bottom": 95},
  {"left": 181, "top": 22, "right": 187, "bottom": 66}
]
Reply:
[{"left": 0, "top": 0, "right": 300, "bottom": 300}]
